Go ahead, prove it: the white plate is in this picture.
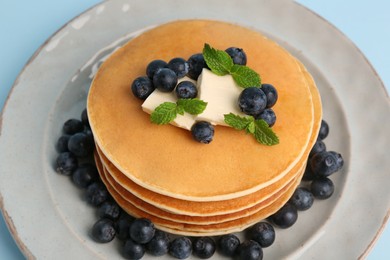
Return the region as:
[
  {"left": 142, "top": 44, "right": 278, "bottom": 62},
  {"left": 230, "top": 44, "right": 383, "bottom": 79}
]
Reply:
[{"left": 0, "top": 0, "right": 389, "bottom": 259}]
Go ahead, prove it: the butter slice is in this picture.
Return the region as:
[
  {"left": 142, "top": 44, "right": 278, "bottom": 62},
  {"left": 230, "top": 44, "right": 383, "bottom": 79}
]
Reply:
[
  {"left": 196, "top": 69, "right": 244, "bottom": 126},
  {"left": 142, "top": 77, "right": 197, "bottom": 130}
]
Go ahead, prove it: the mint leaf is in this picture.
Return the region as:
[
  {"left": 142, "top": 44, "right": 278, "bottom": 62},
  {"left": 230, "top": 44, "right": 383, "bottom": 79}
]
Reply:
[
  {"left": 224, "top": 113, "right": 253, "bottom": 130},
  {"left": 230, "top": 64, "right": 261, "bottom": 88},
  {"left": 224, "top": 113, "right": 279, "bottom": 145},
  {"left": 177, "top": 98, "right": 208, "bottom": 115},
  {"left": 203, "top": 43, "right": 233, "bottom": 76},
  {"left": 150, "top": 102, "right": 178, "bottom": 124},
  {"left": 253, "top": 119, "right": 279, "bottom": 145}
]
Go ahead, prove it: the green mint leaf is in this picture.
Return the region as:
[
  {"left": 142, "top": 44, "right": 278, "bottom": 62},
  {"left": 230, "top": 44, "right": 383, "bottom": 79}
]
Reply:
[
  {"left": 224, "top": 113, "right": 254, "bottom": 130},
  {"left": 230, "top": 64, "right": 261, "bottom": 88},
  {"left": 176, "top": 105, "right": 185, "bottom": 115},
  {"left": 253, "top": 119, "right": 279, "bottom": 146},
  {"left": 150, "top": 102, "right": 178, "bottom": 124},
  {"left": 246, "top": 121, "right": 256, "bottom": 134},
  {"left": 177, "top": 98, "right": 208, "bottom": 115},
  {"left": 203, "top": 43, "right": 234, "bottom": 76}
]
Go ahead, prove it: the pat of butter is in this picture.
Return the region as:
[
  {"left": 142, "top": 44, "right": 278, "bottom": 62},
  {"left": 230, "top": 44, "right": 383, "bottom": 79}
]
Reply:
[
  {"left": 142, "top": 69, "right": 245, "bottom": 130},
  {"left": 197, "top": 69, "right": 244, "bottom": 126},
  {"left": 142, "top": 77, "right": 197, "bottom": 130}
]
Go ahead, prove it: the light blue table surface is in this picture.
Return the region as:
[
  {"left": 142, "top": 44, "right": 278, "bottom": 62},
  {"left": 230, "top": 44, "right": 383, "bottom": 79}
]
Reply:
[{"left": 1, "top": 1, "right": 389, "bottom": 259}]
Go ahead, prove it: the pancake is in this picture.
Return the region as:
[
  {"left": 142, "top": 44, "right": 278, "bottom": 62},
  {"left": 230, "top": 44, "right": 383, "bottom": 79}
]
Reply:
[{"left": 87, "top": 19, "right": 315, "bottom": 201}]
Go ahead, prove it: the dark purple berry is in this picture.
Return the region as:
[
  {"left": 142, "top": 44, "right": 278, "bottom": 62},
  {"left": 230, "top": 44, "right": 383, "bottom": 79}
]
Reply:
[
  {"left": 191, "top": 121, "right": 214, "bottom": 144},
  {"left": 55, "top": 152, "right": 78, "bottom": 175},
  {"left": 63, "top": 119, "right": 84, "bottom": 135},
  {"left": 123, "top": 239, "right": 145, "bottom": 260},
  {"left": 146, "top": 60, "right": 167, "bottom": 79},
  {"left": 131, "top": 76, "right": 155, "bottom": 100},
  {"left": 130, "top": 218, "right": 156, "bottom": 244},
  {"left": 72, "top": 163, "right": 98, "bottom": 188},
  {"left": 193, "top": 237, "right": 216, "bottom": 259},
  {"left": 218, "top": 234, "right": 240, "bottom": 257},
  {"left": 169, "top": 237, "right": 192, "bottom": 259},
  {"left": 318, "top": 120, "right": 329, "bottom": 140},
  {"left": 146, "top": 230, "right": 170, "bottom": 256},
  {"left": 86, "top": 182, "right": 109, "bottom": 206},
  {"left": 238, "top": 87, "right": 267, "bottom": 116},
  {"left": 225, "top": 47, "right": 247, "bottom": 65},
  {"left": 248, "top": 222, "right": 275, "bottom": 248},
  {"left": 309, "top": 140, "right": 327, "bottom": 158},
  {"left": 56, "top": 135, "right": 71, "bottom": 153},
  {"left": 289, "top": 188, "right": 314, "bottom": 211},
  {"left": 68, "top": 132, "right": 93, "bottom": 158},
  {"left": 187, "top": 53, "right": 207, "bottom": 80},
  {"left": 302, "top": 163, "right": 316, "bottom": 181},
  {"left": 167, "top": 57, "right": 189, "bottom": 78},
  {"left": 175, "top": 81, "right": 198, "bottom": 99},
  {"left": 310, "top": 151, "right": 343, "bottom": 178},
  {"left": 81, "top": 108, "right": 89, "bottom": 127},
  {"left": 236, "top": 240, "right": 263, "bottom": 260},
  {"left": 311, "top": 177, "right": 334, "bottom": 199},
  {"left": 97, "top": 201, "right": 121, "bottom": 220},
  {"left": 261, "top": 84, "right": 278, "bottom": 108},
  {"left": 271, "top": 203, "right": 298, "bottom": 229},
  {"left": 91, "top": 218, "right": 116, "bottom": 243},
  {"left": 153, "top": 68, "right": 178, "bottom": 92},
  {"left": 116, "top": 213, "right": 135, "bottom": 241},
  {"left": 256, "top": 108, "right": 276, "bottom": 127}
]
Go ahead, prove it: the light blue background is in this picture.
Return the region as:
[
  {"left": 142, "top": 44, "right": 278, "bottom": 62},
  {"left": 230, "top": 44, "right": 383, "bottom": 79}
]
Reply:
[{"left": 0, "top": 1, "right": 389, "bottom": 259}]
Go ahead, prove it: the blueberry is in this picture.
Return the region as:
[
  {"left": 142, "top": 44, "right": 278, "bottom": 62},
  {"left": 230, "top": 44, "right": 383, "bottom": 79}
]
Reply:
[
  {"left": 311, "top": 177, "right": 334, "bottom": 200},
  {"left": 191, "top": 121, "right": 214, "bottom": 144},
  {"left": 167, "top": 57, "right": 189, "bottom": 78},
  {"left": 56, "top": 135, "right": 71, "bottom": 153},
  {"left": 309, "top": 140, "right": 327, "bottom": 158},
  {"left": 248, "top": 222, "right": 275, "bottom": 248},
  {"left": 72, "top": 163, "right": 98, "bottom": 188},
  {"left": 146, "top": 59, "right": 167, "bottom": 79},
  {"left": 68, "top": 132, "right": 94, "bottom": 158},
  {"left": 146, "top": 230, "right": 170, "bottom": 256},
  {"left": 218, "top": 234, "right": 240, "bottom": 257},
  {"left": 91, "top": 218, "right": 116, "bottom": 243},
  {"left": 129, "top": 218, "right": 156, "bottom": 244},
  {"left": 225, "top": 47, "right": 247, "bottom": 65},
  {"left": 131, "top": 76, "right": 155, "bottom": 100},
  {"left": 187, "top": 53, "right": 207, "bottom": 80},
  {"left": 169, "top": 237, "right": 192, "bottom": 259},
  {"left": 175, "top": 81, "right": 198, "bottom": 99},
  {"left": 55, "top": 152, "right": 78, "bottom": 175},
  {"left": 86, "top": 182, "right": 109, "bottom": 206},
  {"left": 116, "top": 213, "right": 135, "bottom": 241},
  {"left": 302, "top": 163, "right": 316, "bottom": 181},
  {"left": 261, "top": 84, "right": 278, "bottom": 108},
  {"left": 271, "top": 203, "right": 298, "bottom": 229},
  {"left": 310, "top": 151, "right": 343, "bottom": 178},
  {"left": 289, "top": 188, "right": 314, "bottom": 211},
  {"left": 238, "top": 87, "right": 267, "bottom": 116},
  {"left": 81, "top": 108, "right": 89, "bottom": 127},
  {"left": 97, "top": 200, "right": 121, "bottom": 220},
  {"left": 193, "top": 237, "right": 216, "bottom": 259},
  {"left": 256, "top": 108, "right": 276, "bottom": 127},
  {"left": 153, "top": 68, "right": 178, "bottom": 92},
  {"left": 318, "top": 120, "right": 329, "bottom": 140},
  {"left": 236, "top": 240, "right": 263, "bottom": 260},
  {"left": 123, "top": 239, "right": 145, "bottom": 260},
  {"left": 63, "top": 119, "right": 84, "bottom": 135},
  {"left": 83, "top": 126, "right": 95, "bottom": 145}
]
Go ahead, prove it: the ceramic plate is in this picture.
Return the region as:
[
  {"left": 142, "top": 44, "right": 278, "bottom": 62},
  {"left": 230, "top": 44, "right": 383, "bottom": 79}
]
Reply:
[{"left": 0, "top": 0, "right": 389, "bottom": 259}]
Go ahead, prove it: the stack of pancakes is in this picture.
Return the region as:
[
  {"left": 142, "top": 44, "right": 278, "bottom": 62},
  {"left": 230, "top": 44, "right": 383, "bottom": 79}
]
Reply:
[{"left": 87, "top": 20, "right": 322, "bottom": 236}]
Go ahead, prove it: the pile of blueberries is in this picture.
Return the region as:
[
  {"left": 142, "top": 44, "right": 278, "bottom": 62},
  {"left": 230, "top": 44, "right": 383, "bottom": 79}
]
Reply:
[
  {"left": 54, "top": 106, "right": 343, "bottom": 259},
  {"left": 131, "top": 47, "right": 278, "bottom": 144}
]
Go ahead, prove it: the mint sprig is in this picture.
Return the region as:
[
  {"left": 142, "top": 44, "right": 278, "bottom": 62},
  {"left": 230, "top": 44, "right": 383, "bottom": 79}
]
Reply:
[
  {"left": 203, "top": 44, "right": 261, "bottom": 88},
  {"left": 151, "top": 98, "right": 207, "bottom": 125},
  {"left": 224, "top": 113, "right": 279, "bottom": 146}
]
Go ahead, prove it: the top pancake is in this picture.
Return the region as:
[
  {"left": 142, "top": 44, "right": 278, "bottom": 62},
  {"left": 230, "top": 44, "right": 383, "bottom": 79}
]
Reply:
[{"left": 87, "top": 20, "right": 314, "bottom": 201}]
